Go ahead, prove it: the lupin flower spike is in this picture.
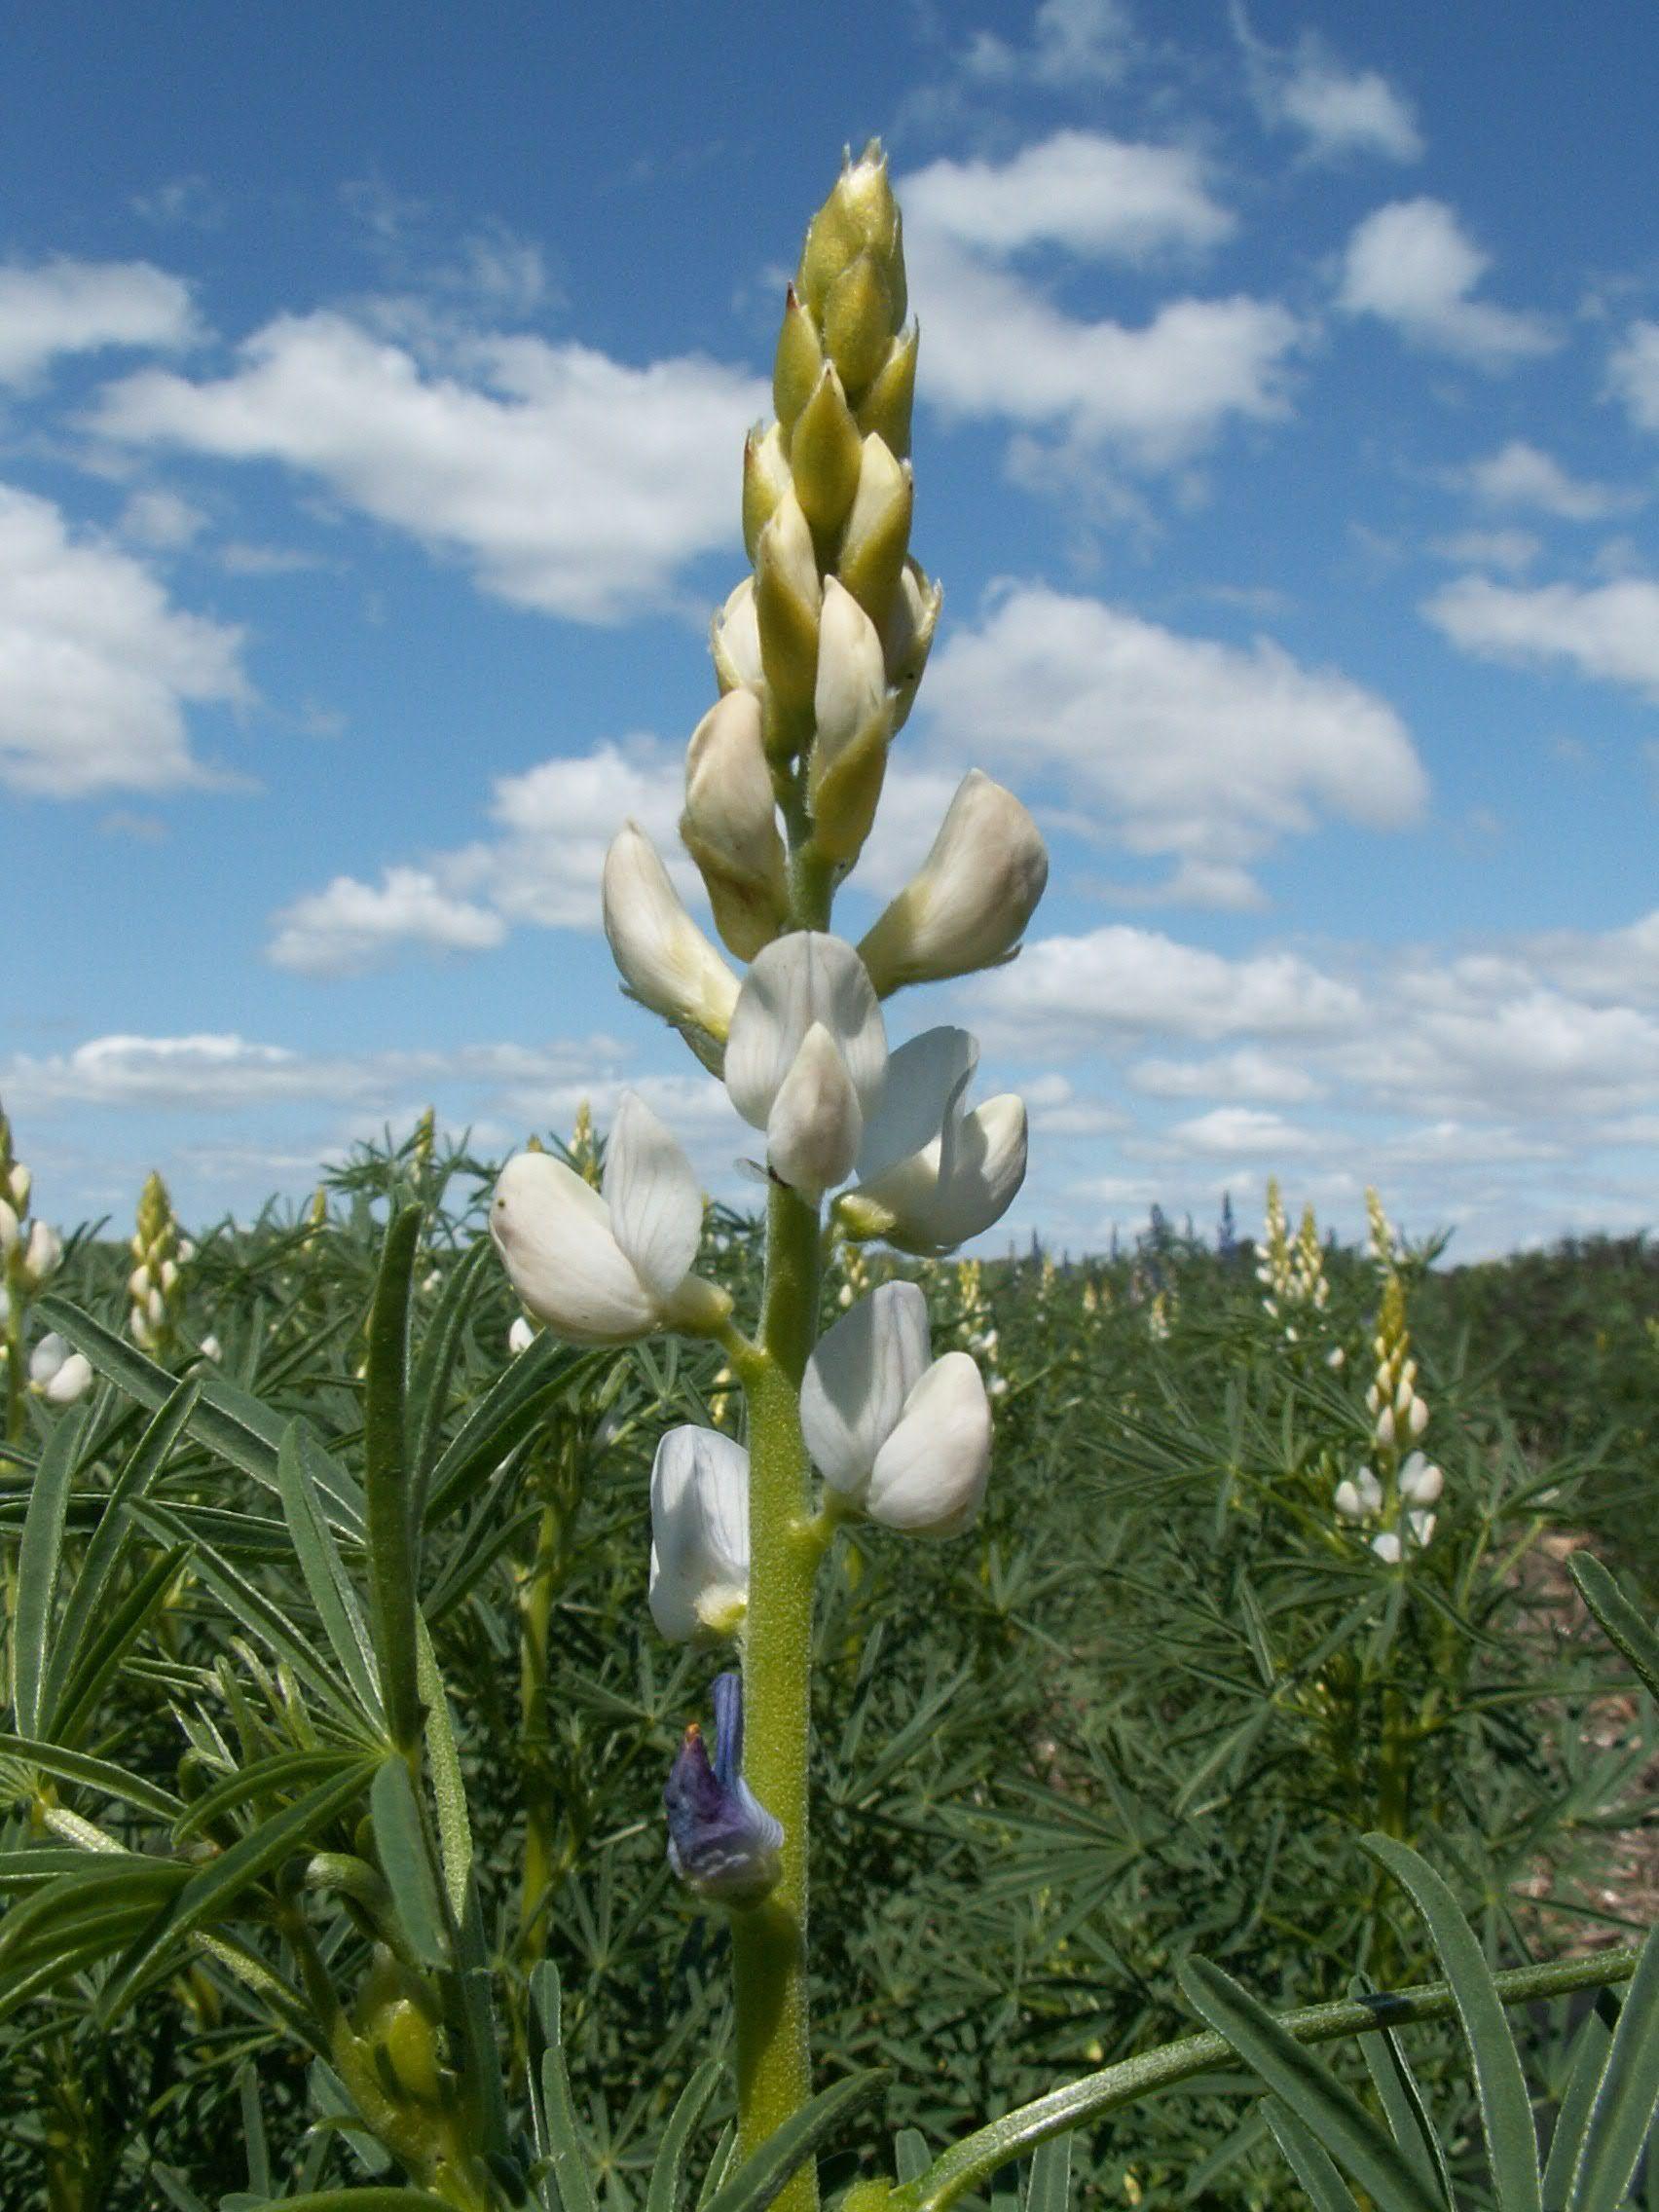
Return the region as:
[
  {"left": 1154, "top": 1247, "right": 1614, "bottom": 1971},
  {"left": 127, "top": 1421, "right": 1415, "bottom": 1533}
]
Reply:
[{"left": 663, "top": 1672, "right": 783, "bottom": 1908}]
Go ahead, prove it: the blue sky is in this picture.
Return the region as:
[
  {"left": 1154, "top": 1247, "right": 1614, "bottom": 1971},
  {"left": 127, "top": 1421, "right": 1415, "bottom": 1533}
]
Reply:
[{"left": 3, "top": 0, "right": 1656, "bottom": 1260}]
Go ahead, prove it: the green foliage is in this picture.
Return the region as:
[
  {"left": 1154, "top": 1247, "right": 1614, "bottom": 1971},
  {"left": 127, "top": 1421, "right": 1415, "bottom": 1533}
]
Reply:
[{"left": 0, "top": 1149, "right": 1651, "bottom": 2207}]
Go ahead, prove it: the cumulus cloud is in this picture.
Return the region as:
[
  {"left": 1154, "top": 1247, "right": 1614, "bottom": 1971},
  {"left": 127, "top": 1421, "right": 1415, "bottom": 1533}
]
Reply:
[
  {"left": 974, "top": 925, "right": 1365, "bottom": 1046},
  {"left": 1130, "top": 1048, "right": 1325, "bottom": 1103},
  {"left": 268, "top": 866, "right": 507, "bottom": 977},
  {"left": 91, "top": 311, "right": 767, "bottom": 621},
  {"left": 1461, "top": 439, "right": 1635, "bottom": 521},
  {"left": 1164, "top": 1105, "right": 1324, "bottom": 1157},
  {"left": 921, "top": 584, "right": 1425, "bottom": 894},
  {"left": 1233, "top": 10, "right": 1422, "bottom": 163},
  {"left": 1431, "top": 529, "right": 1539, "bottom": 573},
  {"left": 902, "top": 131, "right": 1232, "bottom": 261},
  {"left": 1424, "top": 573, "right": 1659, "bottom": 701},
  {"left": 0, "top": 482, "right": 247, "bottom": 796},
  {"left": 0, "top": 258, "right": 199, "bottom": 386},
  {"left": 961, "top": 0, "right": 1132, "bottom": 86},
  {"left": 894, "top": 134, "right": 1295, "bottom": 472},
  {"left": 1607, "top": 319, "right": 1659, "bottom": 432},
  {"left": 1337, "top": 200, "right": 1556, "bottom": 367}
]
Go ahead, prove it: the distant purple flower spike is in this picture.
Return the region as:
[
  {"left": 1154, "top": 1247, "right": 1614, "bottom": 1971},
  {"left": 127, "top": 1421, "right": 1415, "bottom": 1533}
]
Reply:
[{"left": 664, "top": 1671, "right": 783, "bottom": 1907}]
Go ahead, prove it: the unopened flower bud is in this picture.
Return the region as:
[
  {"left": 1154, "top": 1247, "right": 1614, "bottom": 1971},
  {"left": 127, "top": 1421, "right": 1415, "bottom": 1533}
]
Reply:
[
  {"left": 859, "top": 772, "right": 1049, "bottom": 997},
  {"left": 0, "top": 1199, "right": 18, "bottom": 1255},
  {"left": 823, "top": 250, "right": 896, "bottom": 397},
  {"left": 809, "top": 578, "right": 891, "bottom": 865},
  {"left": 22, "top": 1219, "right": 61, "bottom": 1287},
  {"left": 1406, "top": 1393, "right": 1429, "bottom": 1438},
  {"left": 754, "top": 490, "right": 822, "bottom": 724},
  {"left": 790, "top": 363, "right": 864, "bottom": 540},
  {"left": 1399, "top": 1452, "right": 1443, "bottom": 1506},
  {"left": 8, "top": 1163, "right": 30, "bottom": 1211},
  {"left": 797, "top": 143, "right": 904, "bottom": 329},
  {"left": 602, "top": 823, "right": 740, "bottom": 1066},
  {"left": 856, "top": 321, "right": 918, "bottom": 460},
  {"left": 742, "top": 424, "right": 793, "bottom": 565},
  {"left": 837, "top": 435, "right": 912, "bottom": 631},
  {"left": 1375, "top": 1405, "right": 1396, "bottom": 1448},
  {"left": 881, "top": 560, "right": 941, "bottom": 730},
  {"left": 772, "top": 286, "right": 824, "bottom": 444},
  {"left": 1372, "top": 1530, "right": 1404, "bottom": 1565},
  {"left": 711, "top": 577, "right": 764, "bottom": 697},
  {"left": 681, "top": 690, "right": 790, "bottom": 960},
  {"left": 507, "top": 1313, "right": 535, "bottom": 1357},
  {"left": 28, "top": 1333, "right": 93, "bottom": 1405}
]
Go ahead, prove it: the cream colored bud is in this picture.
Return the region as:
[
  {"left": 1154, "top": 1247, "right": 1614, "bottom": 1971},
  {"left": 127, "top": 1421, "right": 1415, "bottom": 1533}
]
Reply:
[
  {"left": 798, "top": 142, "right": 903, "bottom": 323},
  {"left": 837, "top": 434, "right": 912, "bottom": 631},
  {"left": 681, "top": 690, "right": 790, "bottom": 960},
  {"left": 860, "top": 772, "right": 1049, "bottom": 997},
  {"left": 808, "top": 578, "right": 891, "bottom": 865},
  {"left": 790, "top": 363, "right": 864, "bottom": 539},
  {"left": 882, "top": 560, "right": 941, "bottom": 730},
  {"left": 754, "top": 489, "right": 822, "bottom": 722},
  {"left": 742, "top": 422, "right": 793, "bottom": 564},
  {"left": 146, "top": 1287, "right": 166, "bottom": 1329},
  {"left": 129, "top": 1264, "right": 152, "bottom": 1299},
  {"left": 0, "top": 1199, "right": 17, "bottom": 1255},
  {"left": 602, "top": 822, "right": 740, "bottom": 1062},
  {"left": 711, "top": 578, "right": 764, "bottom": 696},
  {"left": 8, "top": 1163, "right": 31, "bottom": 1211},
  {"left": 1407, "top": 1393, "right": 1429, "bottom": 1439},
  {"left": 160, "top": 1256, "right": 179, "bottom": 1293},
  {"left": 1375, "top": 1405, "right": 1396, "bottom": 1448},
  {"left": 22, "top": 1219, "right": 62, "bottom": 1287}
]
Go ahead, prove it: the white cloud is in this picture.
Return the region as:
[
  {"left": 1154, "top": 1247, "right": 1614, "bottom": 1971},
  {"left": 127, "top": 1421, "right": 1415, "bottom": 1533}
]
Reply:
[
  {"left": 92, "top": 310, "right": 767, "bottom": 621},
  {"left": 453, "top": 738, "right": 684, "bottom": 926},
  {"left": 1130, "top": 1048, "right": 1324, "bottom": 1103},
  {"left": 975, "top": 925, "right": 1364, "bottom": 1046},
  {"left": 118, "top": 488, "right": 208, "bottom": 548},
  {"left": 922, "top": 584, "right": 1425, "bottom": 892},
  {"left": 1338, "top": 200, "right": 1556, "bottom": 367},
  {"left": 0, "top": 258, "right": 199, "bottom": 386},
  {"left": 268, "top": 866, "right": 507, "bottom": 976},
  {"left": 0, "top": 482, "right": 247, "bottom": 797},
  {"left": 962, "top": 0, "right": 1131, "bottom": 86},
  {"left": 1462, "top": 439, "right": 1634, "bottom": 521},
  {"left": 1525, "top": 908, "right": 1659, "bottom": 1003},
  {"left": 1608, "top": 319, "right": 1659, "bottom": 432},
  {"left": 1431, "top": 529, "right": 1539, "bottom": 573},
  {"left": 902, "top": 132, "right": 1232, "bottom": 261},
  {"left": 1234, "top": 12, "right": 1422, "bottom": 163},
  {"left": 1164, "top": 1105, "right": 1323, "bottom": 1157},
  {"left": 1424, "top": 573, "right": 1659, "bottom": 701}
]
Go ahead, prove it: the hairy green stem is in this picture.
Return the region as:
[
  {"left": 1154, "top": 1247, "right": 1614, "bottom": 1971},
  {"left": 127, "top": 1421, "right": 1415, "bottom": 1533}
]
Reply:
[
  {"left": 890, "top": 1943, "right": 1642, "bottom": 2212},
  {"left": 732, "top": 1181, "right": 826, "bottom": 2212}
]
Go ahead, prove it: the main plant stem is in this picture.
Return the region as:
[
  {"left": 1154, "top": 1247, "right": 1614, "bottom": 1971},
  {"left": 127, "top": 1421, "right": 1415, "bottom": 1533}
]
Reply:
[{"left": 731, "top": 1179, "right": 825, "bottom": 2212}]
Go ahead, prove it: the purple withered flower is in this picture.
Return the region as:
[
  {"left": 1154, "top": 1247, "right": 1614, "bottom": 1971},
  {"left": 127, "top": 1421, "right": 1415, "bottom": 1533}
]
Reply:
[{"left": 663, "top": 1672, "right": 783, "bottom": 1907}]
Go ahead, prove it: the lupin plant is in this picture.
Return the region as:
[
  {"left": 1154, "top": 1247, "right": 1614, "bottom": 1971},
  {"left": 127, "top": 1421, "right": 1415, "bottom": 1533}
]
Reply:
[
  {"left": 127, "top": 1168, "right": 192, "bottom": 1360},
  {"left": 489, "top": 143, "right": 1047, "bottom": 2202}
]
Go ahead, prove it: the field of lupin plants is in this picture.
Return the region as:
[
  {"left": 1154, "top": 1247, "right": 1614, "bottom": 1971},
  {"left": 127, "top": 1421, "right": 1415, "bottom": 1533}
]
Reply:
[{"left": 2, "top": 148, "right": 1658, "bottom": 2212}]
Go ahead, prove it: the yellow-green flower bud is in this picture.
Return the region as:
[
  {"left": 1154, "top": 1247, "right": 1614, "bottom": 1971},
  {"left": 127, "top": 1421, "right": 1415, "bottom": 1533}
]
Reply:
[
  {"left": 855, "top": 321, "right": 918, "bottom": 461},
  {"left": 822, "top": 251, "right": 895, "bottom": 400},
  {"left": 837, "top": 434, "right": 913, "bottom": 630},
  {"left": 790, "top": 363, "right": 864, "bottom": 541},
  {"left": 808, "top": 578, "right": 890, "bottom": 865},
  {"left": 797, "top": 142, "right": 904, "bottom": 327},
  {"left": 681, "top": 689, "right": 790, "bottom": 959},
  {"left": 742, "top": 423, "right": 793, "bottom": 565},
  {"left": 773, "top": 285, "right": 823, "bottom": 444},
  {"left": 376, "top": 1994, "right": 445, "bottom": 2107},
  {"left": 754, "top": 488, "right": 821, "bottom": 728}
]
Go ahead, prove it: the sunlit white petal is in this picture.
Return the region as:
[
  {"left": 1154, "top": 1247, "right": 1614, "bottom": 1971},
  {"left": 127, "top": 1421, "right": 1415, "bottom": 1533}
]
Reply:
[
  {"left": 800, "top": 1280, "right": 930, "bottom": 1496},
  {"left": 649, "top": 1426, "right": 752, "bottom": 1643}
]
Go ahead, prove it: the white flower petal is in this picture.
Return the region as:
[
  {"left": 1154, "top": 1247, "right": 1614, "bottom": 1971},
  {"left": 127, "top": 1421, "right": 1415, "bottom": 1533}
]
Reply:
[
  {"left": 490, "top": 1151, "right": 657, "bottom": 1345},
  {"left": 649, "top": 1425, "right": 751, "bottom": 1643},
  {"left": 866, "top": 1352, "right": 991, "bottom": 1535},
  {"left": 602, "top": 821, "right": 739, "bottom": 1047},
  {"left": 800, "top": 1280, "right": 930, "bottom": 1496},
  {"left": 27, "top": 1332, "right": 68, "bottom": 1386},
  {"left": 856, "top": 1089, "right": 1028, "bottom": 1256},
  {"left": 859, "top": 772, "right": 1049, "bottom": 997},
  {"left": 604, "top": 1091, "right": 703, "bottom": 1301},
  {"left": 856, "top": 1027, "right": 976, "bottom": 1185},
  {"left": 723, "top": 932, "right": 886, "bottom": 1130},
  {"left": 766, "top": 1023, "right": 864, "bottom": 1198},
  {"left": 44, "top": 1353, "right": 92, "bottom": 1405}
]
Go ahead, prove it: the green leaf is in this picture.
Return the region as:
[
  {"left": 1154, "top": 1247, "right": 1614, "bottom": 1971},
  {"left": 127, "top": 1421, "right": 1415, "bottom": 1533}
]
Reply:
[
  {"left": 530, "top": 1957, "right": 600, "bottom": 2212},
  {"left": 39, "top": 1375, "right": 197, "bottom": 1728},
  {"left": 253, "top": 2194, "right": 454, "bottom": 2210},
  {"left": 646, "top": 2060, "right": 725, "bottom": 2212},
  {"left": 13, "top": 1405, "right": 84, "bottom": 1736},
  {"left": 49, "top": 1542, "right": 191, "bottom": 1748},
  {"left": 1567, "top": 1920, "right": 1659, "bottom": 2212},
  {"left": 1362, "top": 1835, "right": 1541, "bottom": 2212},
  {"left": 0, "top": 1730, "right": 183, "bottom": 1820},
  {"left": 277, "top": 1419, "right": 385, "bottom": 1727},
  {"left": 406, "top": 1233, "right": 493, "bottom": 1536},
  {"left": 422, "top": 1335, "right": 607, "bottom": 1528},
  {"left": 699, "top": 2072, "right": 887, "bottom": 2212},
  {"left": 365, "top": 1201, "right": 424, "bottom": 1753},
  {"left": 1568, "top": 1553, "right": 1659, "bottom": 1703},
  {"left": 895, "top": 2132, "right": 931, "bottom": 2187},
  {"left": 416, "top": 1616, "right": 472, "bottom": 1918},
  {"left": 1021, "top": 2133, "right": 1072, "bottom": 2212},
  {"left": 1262, "top": 2098, "right": 1363, "bottom": 2212},
  {"left": 1178, "top": 1957, "right": 1443, "bottom": 2212},
  {"left": 369, "top": 1753, "right": 449, "bottom": 1968},
  {"left": 1355, "top": 1995, "right": 1455, "bottom": 2210},
  {"left": 1542, "top": 2010, "right": 1610, "bottom": 2211},
  {"left": 171, "top": 1748, "right": 367, "bottom": 1845},
  {"left": 99, "top": 1757, "right": 376, "bottom": 2020}
]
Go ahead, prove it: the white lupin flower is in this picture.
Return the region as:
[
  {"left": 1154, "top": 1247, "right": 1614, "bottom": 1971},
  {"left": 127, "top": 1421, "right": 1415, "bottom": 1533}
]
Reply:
[
  {"left": 21, "top": 1219, "right": 62, "bottom": 1287},
  {"left": 1372, "top": 1530, "right": 1403, "bottom": 1565},
  {"left": 490, "top": 1093, "right": 730, "bottom": 1346},
  {"left": 1334, "top": 1468, "right": 1382, "bottom": 1522},
  {"left": 723, "top": 933, "right": 887, "bottom": 1194},
  {"left": 841, "top": 1027, "right": 1027, "bottom": 1256},
  {"left": 648, "top": 1425, "right": 751, "bottom": 1642},
  {"left": 1406, "top": 1394, "right": 1429, "bottom": 1438},
  {"left": 682, "top": 689, "right": 789, "bottom": 959},
  {"left": 199, "top": 1334, "right": 223, "bottom": 1364},
  {"left": 507, "top": 1313, "right": 536, "bottom": 1356},
  {"left": 711, "top": 578, "right": 764, "bottom": 695},
  {"left": 28, "top": 1334, "right": 93, "bottom": 1405},
  {"left": 602, "top": 822, "right": 740, "bottom": 1062},
  {"left": 858, "top": 772, "right": 1048, "bottom": 998},
  {"left": 799, "top": 1280, "right": 991, "bottom": 1534},
  {"left": 1399, "top": 1452, "right": 1444, "bottom": 1505},
  {"left": 1408, "top": 1509, "right": 1437, "bottom": 1548}
]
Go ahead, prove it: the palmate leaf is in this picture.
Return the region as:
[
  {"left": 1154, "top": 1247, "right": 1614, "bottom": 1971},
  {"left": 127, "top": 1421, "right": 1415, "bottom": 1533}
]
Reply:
[{"left": 1361, "top": 1835, "right": 1542, "bottom": 2212}]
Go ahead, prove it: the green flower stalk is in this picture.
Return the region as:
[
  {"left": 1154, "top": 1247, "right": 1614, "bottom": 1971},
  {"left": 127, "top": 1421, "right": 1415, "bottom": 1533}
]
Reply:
[{"left": 489, "top": 145, "right": 1048, "bottom": 2209}]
